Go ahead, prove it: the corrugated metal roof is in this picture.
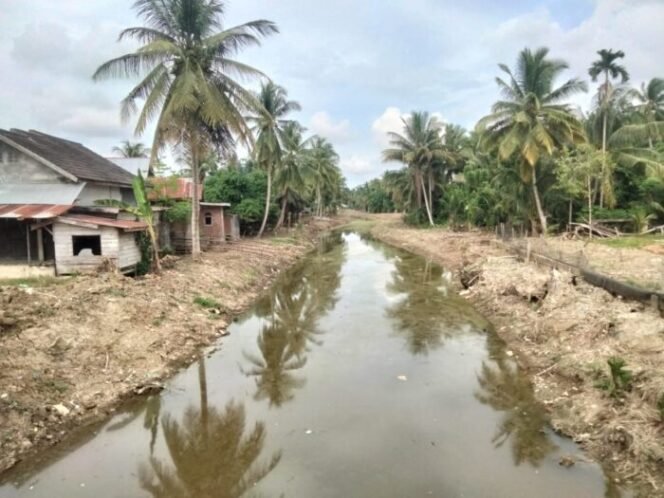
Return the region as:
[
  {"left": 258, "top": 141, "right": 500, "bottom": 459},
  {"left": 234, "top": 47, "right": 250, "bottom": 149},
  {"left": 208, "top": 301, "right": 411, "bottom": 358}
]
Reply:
[
  {"left": 0, "top": 183, "right": 86, "bottom": 204},
  {"left": 56, "top": 214, "right": 147, "bottom": 232},
  {"left": 0, "top": 204, "right": 73, "bottom": 219}
]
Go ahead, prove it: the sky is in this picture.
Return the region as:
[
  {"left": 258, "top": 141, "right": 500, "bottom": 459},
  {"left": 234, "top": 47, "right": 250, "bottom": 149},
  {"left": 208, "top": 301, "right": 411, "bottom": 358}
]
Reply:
[{"left": 0, "top": 0, "right": 662, "bottom": 186}]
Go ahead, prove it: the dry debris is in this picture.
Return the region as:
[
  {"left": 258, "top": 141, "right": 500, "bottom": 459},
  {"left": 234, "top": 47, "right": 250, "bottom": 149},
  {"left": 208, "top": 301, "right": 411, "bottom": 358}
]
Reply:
[{"left": 0, "top": 216, "right": 342, "bottom": 473}]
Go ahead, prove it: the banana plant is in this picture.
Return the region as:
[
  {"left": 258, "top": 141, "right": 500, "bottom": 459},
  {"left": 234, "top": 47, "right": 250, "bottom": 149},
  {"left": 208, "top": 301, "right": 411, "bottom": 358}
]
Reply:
[{"left": 96, "top": 173, "right": 161, "bottom": 273}]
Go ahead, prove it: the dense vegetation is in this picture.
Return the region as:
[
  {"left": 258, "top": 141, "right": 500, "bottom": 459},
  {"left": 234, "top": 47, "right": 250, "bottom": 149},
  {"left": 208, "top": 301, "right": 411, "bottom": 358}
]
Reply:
[
  {"left": 350, "top": 48, "right": 663, "bottom": 234},
  {"left": 97, "top": 0, "right": 345, "bottom": 253}
]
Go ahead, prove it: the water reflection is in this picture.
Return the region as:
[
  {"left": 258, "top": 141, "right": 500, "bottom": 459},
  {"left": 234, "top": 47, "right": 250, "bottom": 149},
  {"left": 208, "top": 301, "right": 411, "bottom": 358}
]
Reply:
[
  {"left": 106, "top": 394, "right": 162, "bottom": 455},
  {"left": 386, "top": 253, "right": 490, "bottom": 355},
  {"left": 140, "top": 357, "right": 281, "bottom": 498},
  {"left": 475, "top": 334, "right": 557, "bottom": 466},
  {"left": 242, "top": 233, "right": 346, "bottom": 406}
]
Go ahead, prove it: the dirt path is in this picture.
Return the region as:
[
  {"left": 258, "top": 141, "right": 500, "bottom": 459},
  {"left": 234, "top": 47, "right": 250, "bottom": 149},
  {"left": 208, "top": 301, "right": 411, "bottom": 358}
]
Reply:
[
  {"left": 361, "top": 214, "right": 664, "bottom": 496},
  {"left": 0, "top": 216, "right": 344, "bottom": 473}
]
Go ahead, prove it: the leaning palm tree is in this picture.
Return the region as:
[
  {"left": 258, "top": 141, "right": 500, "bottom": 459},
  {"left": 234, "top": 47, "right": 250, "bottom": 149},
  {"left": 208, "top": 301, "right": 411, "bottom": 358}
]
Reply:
[
  {"left": 113, "top": 140, "right": 150, "bottom": 158},
  {"left": 382, "top": 112, "right": 445, "bottom": 226},
  {"left": 274, "top": 121, "right": 309, "bottom": 230},
  {"left": 588, "top": 49, "right": 629, "bottom": 206},
  {"left": 93, "top": 0, "right": 277, "bottom": 258},
  {"left": 250, "top": 82, "right": 301, "bottom": 238},
  {"left": 477, "top": 47, "right": 587, "bottom": 234}
]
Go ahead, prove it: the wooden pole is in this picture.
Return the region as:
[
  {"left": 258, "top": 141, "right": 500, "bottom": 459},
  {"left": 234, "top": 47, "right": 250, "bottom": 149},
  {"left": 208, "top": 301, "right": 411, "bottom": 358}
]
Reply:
[
  {"left": 26, "top": 225, "right": 31, "bottom": 265},
  {"left": 37, "top": 227, "right": 44, "bottom": 263}
]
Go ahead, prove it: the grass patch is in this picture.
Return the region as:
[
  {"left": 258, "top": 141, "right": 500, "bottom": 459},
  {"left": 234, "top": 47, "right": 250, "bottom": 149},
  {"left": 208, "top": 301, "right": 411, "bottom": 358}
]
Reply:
[
  {"left": 595, "top": 234, "right": 664, "bottom": 249},
  {"left": 0, "top": 276, "right": 70, "bottom": 287},
  {"left": 193, "top": 296, "right": 220, "bottom": 309}
]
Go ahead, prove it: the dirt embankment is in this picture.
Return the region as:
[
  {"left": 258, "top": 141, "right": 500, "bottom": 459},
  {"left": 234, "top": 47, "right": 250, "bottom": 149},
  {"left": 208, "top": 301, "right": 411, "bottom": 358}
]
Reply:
[
  {"left": 367, "top": 214, "right": 664, "bottom": 495},
  {"left": 0, "top": 217, "right": 343, "bottom": 474}
]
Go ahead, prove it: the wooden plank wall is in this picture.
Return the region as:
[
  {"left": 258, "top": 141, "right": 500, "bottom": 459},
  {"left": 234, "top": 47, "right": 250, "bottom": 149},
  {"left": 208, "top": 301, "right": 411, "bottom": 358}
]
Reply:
[{"left": 53, "top": 224, "right": 119, "bottom": 275}]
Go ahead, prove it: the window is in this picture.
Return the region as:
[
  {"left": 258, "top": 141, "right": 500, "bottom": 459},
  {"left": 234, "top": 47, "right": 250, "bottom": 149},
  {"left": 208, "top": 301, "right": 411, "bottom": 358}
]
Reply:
[
  {"left": 72, "top": 235, "right": 102, "bottom": 256},
  {"left": 204, "top": 212, "right": 213, "bottom": 225}
]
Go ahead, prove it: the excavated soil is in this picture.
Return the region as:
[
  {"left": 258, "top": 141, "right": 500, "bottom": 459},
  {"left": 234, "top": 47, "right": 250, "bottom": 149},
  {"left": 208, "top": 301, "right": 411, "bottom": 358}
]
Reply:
[
  {"left": 0, "top": 217, "right": 342, "bottom": 473},
  {"left": 366, "top": 214, "right": 664, "bottom": 495}
]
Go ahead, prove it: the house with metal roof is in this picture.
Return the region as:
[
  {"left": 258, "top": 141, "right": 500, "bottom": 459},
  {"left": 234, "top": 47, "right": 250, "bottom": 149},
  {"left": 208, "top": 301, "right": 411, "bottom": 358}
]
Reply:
[{"left": 0, "top": 129, "right": 147, "bottom": 277}]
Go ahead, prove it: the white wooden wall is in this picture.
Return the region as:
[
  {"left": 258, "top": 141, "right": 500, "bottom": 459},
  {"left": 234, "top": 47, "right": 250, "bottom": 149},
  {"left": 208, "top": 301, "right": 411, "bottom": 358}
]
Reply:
[
  {"left": 118, "top": 232, "right": 141, "bottom": 268},
  {"left": 53, "top": 224, "right": 141, "bottom": 274}
]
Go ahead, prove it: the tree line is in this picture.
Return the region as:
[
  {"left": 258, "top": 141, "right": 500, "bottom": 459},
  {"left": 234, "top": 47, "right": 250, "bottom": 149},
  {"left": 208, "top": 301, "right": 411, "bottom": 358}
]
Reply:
[
  {"left": 350, "top": 47, "right": 663, "bottom": 235},
  {"left": 94, "top": 0, "right": 345, "bottom": 258}
]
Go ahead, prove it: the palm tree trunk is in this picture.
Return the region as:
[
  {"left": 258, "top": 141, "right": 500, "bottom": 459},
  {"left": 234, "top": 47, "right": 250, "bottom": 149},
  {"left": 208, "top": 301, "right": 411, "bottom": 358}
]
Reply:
[
  {"left": 190, "top": 140, "right": 201, "bottom": 259},
  {"left": 413, "top": 168, "right": 422, "bottom": 209},
  {"left": 257, "top": 165, "right": 272, "bottom": 238},
  {"left": 275, "top": 195, "right": 287, "bottom": 231},
  {"left": 531, "top": 167, "right": 547, "bottom": 235},
  {"left": 568, "top": 199, "right": 573, "bottom": 228},
  {"left": 147, "top": 223, "right": 161, "bottom": 273},
  {"left": 419, "top": 175, "right": 434, "bottom": 226},
  {"left": 316, "top": 185, "right": 322, "bottom": 217},
  {"left": 599, "top": 71, "right": 609, "bottom": 209},
  {"left": 587, "top": 175, "right": 593, "bottom": 240}
]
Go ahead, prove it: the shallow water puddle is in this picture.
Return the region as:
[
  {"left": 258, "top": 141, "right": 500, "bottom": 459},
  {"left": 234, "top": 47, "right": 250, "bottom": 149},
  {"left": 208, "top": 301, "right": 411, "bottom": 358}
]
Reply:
[{"left": 0, "top": 232, "right": 630, "bottom": 497}]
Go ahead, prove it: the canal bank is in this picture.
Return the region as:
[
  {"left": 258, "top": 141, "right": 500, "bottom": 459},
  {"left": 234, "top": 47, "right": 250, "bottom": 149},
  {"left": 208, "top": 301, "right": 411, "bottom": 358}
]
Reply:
[
  {"left": 0, "top": 230, "right": 632, "bottom": 497},
  {"left": 0, "top": 216, "right": 346, "bottom": 475},
  {"left": 363, "top": 214, "right": 664, "bottom": 495}
]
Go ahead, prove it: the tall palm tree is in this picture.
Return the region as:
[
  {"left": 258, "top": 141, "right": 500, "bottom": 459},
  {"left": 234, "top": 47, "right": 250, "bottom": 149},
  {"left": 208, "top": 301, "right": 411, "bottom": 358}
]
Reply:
[
  {"left": 250, "top": 82, "right": 301, "bottom": 238},
  {"left": 113, "top": 140, "right": 150, "bottom": 158},
  {"left": 274, "top": 121, "right": 309, "bottom": 230},
  {"left": 628, "top": 78, "right": 664, "bottom": 149},
  {"left": 588, "top": 49, "right": 629, "bottom": 207},
  {"left": 307, "top": 137, "right": 339, "bottom": 217},
  {"left": 93, "top": 0, "right": 277, "bottom": 258},
  {"left": 477, "top": 47, "right": 587, "bottom": 234},
  {"left": 382, "top": 112, "right": 445, "bottom": 226}
]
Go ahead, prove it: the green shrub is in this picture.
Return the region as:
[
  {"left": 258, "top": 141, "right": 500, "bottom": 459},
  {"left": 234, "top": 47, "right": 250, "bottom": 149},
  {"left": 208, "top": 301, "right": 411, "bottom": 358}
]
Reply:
[
  {"left": 594, "top": 357, "right": 633, "bottom": 398},
  {"left": 164, "top": 201, "right": 192, "bottom": 223},
  {"left": 193, "top": 296, "right": 220, "bottom": 309}
]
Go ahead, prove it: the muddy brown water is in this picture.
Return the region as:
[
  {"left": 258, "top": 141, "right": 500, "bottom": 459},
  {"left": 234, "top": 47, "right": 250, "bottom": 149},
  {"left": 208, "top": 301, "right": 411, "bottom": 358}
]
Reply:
[{"left": 0, "top": 232, "right": 631, "bottom": 497}]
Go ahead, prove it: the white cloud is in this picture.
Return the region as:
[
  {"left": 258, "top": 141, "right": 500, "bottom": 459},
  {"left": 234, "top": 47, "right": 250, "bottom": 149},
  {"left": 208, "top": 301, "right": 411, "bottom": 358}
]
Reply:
[
  {"left": 340, "top": 155, "right": 374, "bottom": 175},
  {"left": 308, "top": 111, "right": 351, "bottom": 142}
]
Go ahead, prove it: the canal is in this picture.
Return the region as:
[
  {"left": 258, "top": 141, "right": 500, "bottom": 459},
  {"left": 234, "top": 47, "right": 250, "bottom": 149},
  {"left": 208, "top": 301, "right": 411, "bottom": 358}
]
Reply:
[{"left": 0, "top": 231, "right": 627, "bottom": 497}]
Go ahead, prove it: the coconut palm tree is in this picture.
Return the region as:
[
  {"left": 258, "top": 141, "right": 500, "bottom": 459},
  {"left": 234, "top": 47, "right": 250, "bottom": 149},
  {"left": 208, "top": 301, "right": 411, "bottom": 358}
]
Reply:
[
  {"left": 113, "top": 140, "right": 150, "bottom": 158},
  {"left": 250, "top": 82, "right": 301, "bottom": 237},
  {"left": 627, "top": 78, "right": 664, "bottom": 149},
  {"left": 274, "top": 121, "right": 309, "bottom": 230},
  {"left": 307, "top": 137, "right": 339, "bottom": 217},
  {"left": 588, "top": 49, "right": 629, "bottom": 206},
  {"left": 93, "top": 0, "right": 277, "bottom": 258},
  {"left": 477, "top": 47, "right": 587, "bottom": 234},
  {"left": 382, "top": 112, "right": 445, "bottom": 226}
]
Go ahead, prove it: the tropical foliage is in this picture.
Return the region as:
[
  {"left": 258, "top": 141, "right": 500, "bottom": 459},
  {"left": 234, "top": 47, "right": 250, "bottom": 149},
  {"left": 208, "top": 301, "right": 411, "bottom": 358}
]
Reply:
[
  {"left": 352, "top": 46, "right": 663, "bottom": 235},
  {"left": 94, "top": 0, "right": 278, "bottom": 257}
]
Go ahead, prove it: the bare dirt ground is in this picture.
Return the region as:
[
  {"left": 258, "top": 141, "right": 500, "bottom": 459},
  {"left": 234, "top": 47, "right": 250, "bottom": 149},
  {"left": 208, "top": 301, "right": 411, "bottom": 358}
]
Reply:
[
  {"left": 365, "top": 213, "right": 664, "bottom": 496},
  {"left": 526, "top": 237, "right": 664, "bottom": 292},
  {"left": 0, "top": 216, "right": 344, "bottom": 474}
]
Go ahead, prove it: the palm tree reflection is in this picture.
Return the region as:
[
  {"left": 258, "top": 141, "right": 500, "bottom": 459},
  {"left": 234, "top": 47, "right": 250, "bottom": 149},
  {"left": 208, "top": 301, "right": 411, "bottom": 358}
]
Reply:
[
  {"left": 242, "top": 233, "right": 345, "bottom": 406},
  {"left": 140, "top": 357, "right": 281, "bottom": 498},
  {"left": 475, "top": 334, "right": 557, "bottom": 466},
  {"left": 386, "top": 254, "right": 490, "bottom": 354}
]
